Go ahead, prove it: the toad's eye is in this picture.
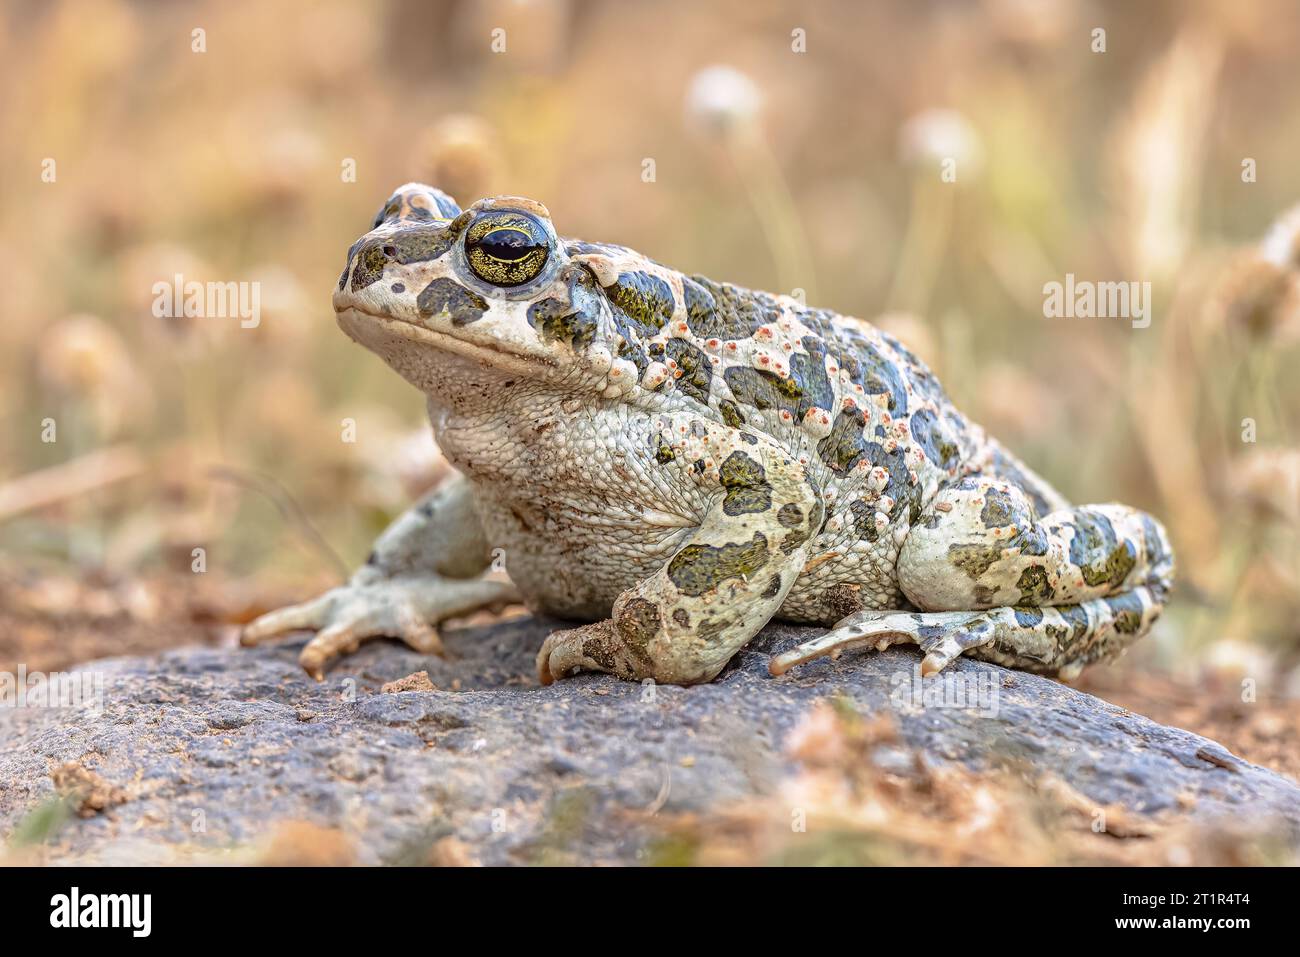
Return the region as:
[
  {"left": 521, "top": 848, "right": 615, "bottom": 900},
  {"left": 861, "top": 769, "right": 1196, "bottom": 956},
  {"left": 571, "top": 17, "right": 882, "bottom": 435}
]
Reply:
[{"left": 465, "top": 211, "right": 550, "bottom": 287}]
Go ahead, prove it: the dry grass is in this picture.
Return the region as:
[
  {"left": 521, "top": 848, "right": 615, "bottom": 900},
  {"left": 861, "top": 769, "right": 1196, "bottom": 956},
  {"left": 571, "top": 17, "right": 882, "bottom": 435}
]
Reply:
[{"left": 651, "top": 700, "right": 1298, "bottom": 866}]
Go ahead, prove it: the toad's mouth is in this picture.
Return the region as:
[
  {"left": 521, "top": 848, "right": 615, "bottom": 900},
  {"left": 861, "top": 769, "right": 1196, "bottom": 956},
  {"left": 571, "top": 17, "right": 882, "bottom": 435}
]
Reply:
[{"left": 335, "top": 304, "right": 557, "bottom": 376}]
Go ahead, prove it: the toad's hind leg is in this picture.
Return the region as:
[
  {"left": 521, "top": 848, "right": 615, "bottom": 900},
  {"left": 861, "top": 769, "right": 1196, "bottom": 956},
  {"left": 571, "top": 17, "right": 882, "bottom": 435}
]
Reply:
[
  {"left": 770, "top": 588, "right": 1168, "bottom": 679},
  {"left": 771, "top": 475, "right": 1174, "bottom": 679}
]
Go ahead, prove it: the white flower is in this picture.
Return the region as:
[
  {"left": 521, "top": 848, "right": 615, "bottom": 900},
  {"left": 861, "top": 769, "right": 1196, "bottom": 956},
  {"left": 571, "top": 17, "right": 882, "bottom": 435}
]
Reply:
[
  {"left": 1260, "top": 203, "right": 1300, "bottom": 270},
  {"left": 898, "top": 108, "right": 983, "bottom": 173},
  {"left": 685, "top": 65, "right": 763, "bottom": 136}
]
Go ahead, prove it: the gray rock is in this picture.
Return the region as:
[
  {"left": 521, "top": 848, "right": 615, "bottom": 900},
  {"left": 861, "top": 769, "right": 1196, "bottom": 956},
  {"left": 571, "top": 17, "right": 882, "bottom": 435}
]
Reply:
[{"left": 1, "top": 617, "right": 1297, "bottom": 864}]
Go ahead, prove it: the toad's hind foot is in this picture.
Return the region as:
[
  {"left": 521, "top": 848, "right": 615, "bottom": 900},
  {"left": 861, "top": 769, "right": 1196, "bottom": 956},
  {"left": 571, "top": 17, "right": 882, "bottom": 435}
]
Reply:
[
  {"left": 769, "top": 609, "right": 995, "bottom": 678},
  {"left": 770, "top": 583, "right": 1168, "bottom": 680}
]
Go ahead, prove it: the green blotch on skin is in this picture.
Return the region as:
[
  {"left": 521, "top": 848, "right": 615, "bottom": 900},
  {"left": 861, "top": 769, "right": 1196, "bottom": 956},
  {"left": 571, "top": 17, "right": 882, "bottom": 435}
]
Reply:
[
  {"left": 527, "top": 266, "right": 602, "bottom": 350},
  {"left": 616, "top": 597, "right": 662, "bottom": 660},
  {"left": 777, "top": 503, "right": 803, "bottom": 528},
  {"left": 849, "top": 500, "right": 879, "bottom": 542},
  {"left": 351, "top": 244, "right": 389, "bottom": 291},
  {"left": 817, "top": 409, "right": 868, "bottom": 473},
  {"left": 910, "top": 409, "right": 960, "bottom": 470},
  {"left": 667, "top": 532, "right": 770, "bottom": 597},
  {"left": 1069, "top": 511, "right": 1137, "bottom": 588},
  {"left": 1103, "top": 540, "right": 1138, "bottom": 588},
  {"left": 351, "top": 226, "right": 458, "bottom": 291},
  {"left": 1007, "top": 522, "right": 1050, "bottom": 557},
  {"left": 681, "top": 277, "right": 719, "bottom": 334},
  {"left": 806, "top": 480, "right": 826, "bottom": 531},
  {"left": 696, "top": 618, "right": 727, "bottom": 643},
  {"left": 527, "top": 297, "right": 596, "bottom": 348},
  {"left": 603, "top": 270, "right": 675, "bottom": 332},
  {"left": 665, "top": 338, "right": 713, "bottom": 405},
  {"left": 1105, "top": 591, "right": 1145, "bottom": 633},
  {"left": 980, "top": 488, "right": 1018, "bottom": 528},
  {"left": 718, "top": 399, "right": 746, "bottom": 428},
  {"left": 618, "top": 337, "right": 649, "bottom": 376},
  {"left": 416, "top": 277, "right": 488, "bottom": 325},
  {"left": 1140, "top": 514, "right": 1168, "bottom": 565},
  {"left": 1016, "top": 565, "right": 1053, "bottom": 604},
  {"left": 869, "top": 441, "right": 922, "bottom": 523},
  {"left": 779, "top": 528, "right": 809, "bottom": 555},
  {"left": 681, "top": 276, "right": 778, "bottom": 340},
  {"left": 719, "top": 451, "right": 771, "bottom": 516},
  {"left": 836, "top": 339, "right": 908, "bottom": 415},
  {"left": 1013, "top": 606, "right": 1044, "bottom": 627},
  {"left": 949, "top": 542, "right": 1003, "bottom": 579},
  {"left": 724, "top": 337, "right": 834, "bottom": 423},
  {"left": 654, "top": 435, "right": 676, "bottom": 464},
  {"left": 724, "top": 365, "right": 802, "bottom": 415},
  {"left": 1057, "top": 604, "right": 1091, "bottom": 645}
]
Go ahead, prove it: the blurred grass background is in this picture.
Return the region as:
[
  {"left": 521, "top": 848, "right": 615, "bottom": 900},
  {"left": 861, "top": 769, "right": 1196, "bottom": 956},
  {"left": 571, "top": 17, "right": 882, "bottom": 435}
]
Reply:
[{"left": 1, "top": 0, "right": 1298, "bottom": 690}]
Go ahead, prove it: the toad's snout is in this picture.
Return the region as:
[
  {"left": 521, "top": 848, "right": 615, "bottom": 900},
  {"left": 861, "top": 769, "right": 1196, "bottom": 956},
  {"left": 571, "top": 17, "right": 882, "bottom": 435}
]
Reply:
[{"left": 338, "top": 224, "right": 461, "bottom": 298}]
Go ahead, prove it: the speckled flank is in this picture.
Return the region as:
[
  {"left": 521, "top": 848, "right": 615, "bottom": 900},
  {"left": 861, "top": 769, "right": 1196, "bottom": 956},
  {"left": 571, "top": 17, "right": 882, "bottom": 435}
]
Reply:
[
  {"left": 529, "top": 413, "right": 822, "bottom": 684},
  {"left": 253, "top": 181, "right": 1176, "bottom": 686}
]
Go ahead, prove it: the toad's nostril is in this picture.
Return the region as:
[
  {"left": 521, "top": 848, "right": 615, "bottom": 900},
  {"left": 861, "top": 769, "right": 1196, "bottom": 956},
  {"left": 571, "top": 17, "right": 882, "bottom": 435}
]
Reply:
[{"left": 382, "top": 244, "right": 398, "bottom": 258}]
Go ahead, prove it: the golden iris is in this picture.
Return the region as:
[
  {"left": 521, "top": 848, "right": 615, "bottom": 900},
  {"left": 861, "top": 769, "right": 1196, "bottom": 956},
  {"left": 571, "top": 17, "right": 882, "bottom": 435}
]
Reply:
[{"left": 464, "top": 211, "right": 550, "bottom": 286}]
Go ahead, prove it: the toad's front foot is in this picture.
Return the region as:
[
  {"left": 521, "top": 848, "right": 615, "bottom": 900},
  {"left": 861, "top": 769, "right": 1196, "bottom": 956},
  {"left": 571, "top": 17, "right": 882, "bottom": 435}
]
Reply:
[{"left": 242, "top": 573, "right": 520, "bottom": 680}]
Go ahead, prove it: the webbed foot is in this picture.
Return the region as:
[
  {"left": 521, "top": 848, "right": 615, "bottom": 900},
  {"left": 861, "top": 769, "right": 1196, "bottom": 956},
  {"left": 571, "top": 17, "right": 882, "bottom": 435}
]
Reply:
[
  {"left": 243, "top": 574, "right": 520, "bottom": 680},
  {"left": 769, "top": 609, "right": 997, "bottom": 678}
]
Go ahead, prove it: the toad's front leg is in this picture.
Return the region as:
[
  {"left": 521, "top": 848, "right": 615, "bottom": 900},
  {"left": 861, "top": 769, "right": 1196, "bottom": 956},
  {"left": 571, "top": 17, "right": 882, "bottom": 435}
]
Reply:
[
  {"left": 242, "top": 473, "right": 520, "bottom": 679},
  {"left": 537, "top": 418, "right": 822, "bottom": 686}
]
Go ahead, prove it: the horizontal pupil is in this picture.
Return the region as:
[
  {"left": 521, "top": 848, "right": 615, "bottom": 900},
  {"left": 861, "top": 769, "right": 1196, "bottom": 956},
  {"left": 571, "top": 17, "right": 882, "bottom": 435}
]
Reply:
[{"left": 476, "top": 228, "right": 538, "bottom": 262}]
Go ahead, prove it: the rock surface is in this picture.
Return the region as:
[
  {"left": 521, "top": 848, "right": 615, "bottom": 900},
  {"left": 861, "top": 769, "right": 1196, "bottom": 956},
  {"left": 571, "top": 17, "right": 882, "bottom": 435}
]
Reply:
[{"left": 1, "top": 617, "right": 1298, "bottom": 864}]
